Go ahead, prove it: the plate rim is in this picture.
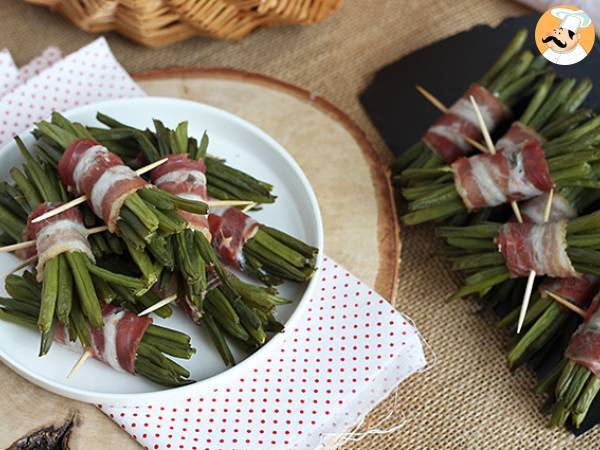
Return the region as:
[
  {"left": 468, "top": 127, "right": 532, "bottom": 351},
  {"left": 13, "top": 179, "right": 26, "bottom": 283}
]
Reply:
[{"left": 0, "top": 96, "right": 324, "bottom": 405}]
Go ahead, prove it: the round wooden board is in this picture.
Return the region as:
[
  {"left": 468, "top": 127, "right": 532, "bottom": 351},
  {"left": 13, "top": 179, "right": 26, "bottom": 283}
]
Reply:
[{"left": 0, "top": 69, "right": 399, "bottom": 448}]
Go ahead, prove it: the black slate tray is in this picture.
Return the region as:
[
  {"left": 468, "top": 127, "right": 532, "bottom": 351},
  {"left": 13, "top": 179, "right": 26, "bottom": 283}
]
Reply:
[{"left": 359, "top": 13, "right": 600, "bottom": 435}]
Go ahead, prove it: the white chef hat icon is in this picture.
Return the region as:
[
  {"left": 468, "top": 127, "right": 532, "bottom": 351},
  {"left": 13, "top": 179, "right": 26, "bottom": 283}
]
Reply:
[{"left": 551, "top": 8, "right": 592, "bottom": 33}]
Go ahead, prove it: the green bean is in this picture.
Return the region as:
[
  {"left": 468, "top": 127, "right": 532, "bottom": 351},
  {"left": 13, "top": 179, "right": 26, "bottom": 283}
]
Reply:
[
  {"left": 390, "top": 142, "right": 428, "bottom": 174},
  {"left": 124, "top": 241, "right": 160, "bottom": 285},
  {"left": 519, "top": 72, "right": 554, "bottom": 126},
  {"left": 203, "top": 313, "right": 235, "bottom": 367},
  {"left": 56, "top": 254, "right": 73, "bottom": 326},
  {"left": 540, "top": 109, "right": 595, "bottom": 139},
  {"left": 488, "top": 50, "right": 534, "bottom": 94},
  {"left": 10, "top": 167, "right": 41, "bottom": 210},
  {"left": 573, "top": 376, "right": 600, "bottom": 428},
  {"left": 402, "top": 199, "right": 466, "bottom": 225},
  {"left": 15, "top": 136, "right": 60, "bottom": 202},
  {"left": 0, "top": 296, "right": 39, "bottom": 317},
  {"left": 436, "top": 223, "right": 501, "bottom": 239},
  {"left": 479, "top": 29, "right": 528, "bottom": 87},
  {"left": 123, "top": 193, "right": 159, "bottom": 232},
  {"left": 507, "top": 302, "right": 561, "bottom": 368},
  {"left": 563, "top": 365, "right": 591, "bottom": 409},
  {"left": 446, "top": 236, "right": 497, "bottom": 251},
  {"left": 140, "top": 334, "right": 195, "bottom": 359},
  {"left": 65, "top": 252, "right": 103, "bottom": 329},
  {"left": 38, "top": 257, "right": 60, "bottom": 334},
  {"left": 146, "top": 324, "right": 191, "bottom": 346},
  {"left": 450, "top": 252, "right": 504, "bottom": 271},
  {"left": 120, "top": 206, "right": 154, "bottom": 242},
  {"left": 0, "top": 308, "right": 37, "bottom": 328},
  {"left": 552, "top": 78, "right": 593, "bottom": 120},
  {"left": 450, "top": 270, "right": 511, "bottom": 300},
  {"left": 137, "top": 186, "right": 176, "bottom": 211},
  {"left": 529, "top": 78, "right": 576, "bottom": 131},
  {"left": 0, "top": 203, "right": 25, "bottom": 241},
  {"left": 118, "top": 221, "right": 146, "bottom": 250},
  {"left": 243, "top": 240, "right": 306, "bottom": 282}
]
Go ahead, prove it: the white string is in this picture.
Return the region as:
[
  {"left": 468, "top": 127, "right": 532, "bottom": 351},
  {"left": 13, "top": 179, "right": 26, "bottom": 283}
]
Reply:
[{"left": 318, "top": 312, "right": 436, "bottom": 449}]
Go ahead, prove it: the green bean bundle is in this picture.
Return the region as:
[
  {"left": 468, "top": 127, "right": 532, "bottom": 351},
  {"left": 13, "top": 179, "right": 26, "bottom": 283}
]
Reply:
[
  {"left": 89, "top": 112, "right": 276, "bottom": 205},
  {"left": 0, "top": 142, "right": 146, "bottom": 356},
  {"left": 438, "top": 211, "right": 600, "bottom": 300},
  {"left": 0, "top": 270, "right": 194, "bottom": 387}
]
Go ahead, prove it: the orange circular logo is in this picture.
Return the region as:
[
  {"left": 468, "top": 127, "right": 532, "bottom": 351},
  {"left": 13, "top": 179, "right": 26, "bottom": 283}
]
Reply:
[{"left": 535, "top": 4, "right": 595, "bottom": 65}]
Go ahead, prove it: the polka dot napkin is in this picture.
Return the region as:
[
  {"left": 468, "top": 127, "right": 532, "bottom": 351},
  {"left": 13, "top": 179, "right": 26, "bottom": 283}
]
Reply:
[
  {"left": 0, "top": 38, "right": 143, "bottom": 147},
  {"left": 0, "top": 39, "right": 426, "bottom": 450}
]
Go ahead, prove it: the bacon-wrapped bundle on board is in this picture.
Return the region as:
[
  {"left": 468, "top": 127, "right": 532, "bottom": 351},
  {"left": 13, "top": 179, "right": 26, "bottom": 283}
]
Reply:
[
  {"left": 437, "top": 210, "right": 600, "bottom": 300},
  {"left": 538, "top": 291, "right": 600, "bottom": 428},
  {"left": 390, "top": 29, "right": 547, "bottom": 175},
  {"left": 398, "top": 74, "right": 599, "bottom": 225}
]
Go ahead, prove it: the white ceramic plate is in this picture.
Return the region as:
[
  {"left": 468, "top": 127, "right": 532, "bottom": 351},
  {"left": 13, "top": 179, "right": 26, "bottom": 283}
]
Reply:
[{"left": 0, "top": 97, "right": 323, "bottom": 406}]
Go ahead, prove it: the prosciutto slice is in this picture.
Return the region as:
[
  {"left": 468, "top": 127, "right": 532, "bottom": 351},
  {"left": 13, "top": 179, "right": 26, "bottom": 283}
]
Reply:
[
  {"left": 54, "top": 304, "right": 151, "bottom": 374},
  {"left": 208, "top": 205, "right": 259, "bottom": 269},
  {"left": 452, "top": 139, "right": 553, "bottom": 211},
  {"left": 23, "top": 202, "right": 94, "bottom": 281},
  {"left": 496, "top": 221, "right": 578, "bottom": 278},
  {"left": 495, "top": 122, "right": 544, "bottom": 153},
  {"left": 521, "top": 192, "right": 577, "bottom": 224},
  {"left": 540, "top": 276, "right": 598, "bottom": 309},
  {"left": 422, "top": 84, "right": 509, "bottom": 163},
  {"left": 150, "top": 154, "right": 210, "bottom": 239},
  {"left": 58, "top": 139, "right": 147, "bottom": 232},
  {"left": 565, "top": 292, "right": 600, "bottom": 378}
]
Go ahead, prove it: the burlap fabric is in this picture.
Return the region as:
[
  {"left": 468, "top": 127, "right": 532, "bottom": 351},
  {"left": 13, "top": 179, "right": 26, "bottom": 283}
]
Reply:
[{"left": 1, "top": 0, "right": 596, "bottom": 448}]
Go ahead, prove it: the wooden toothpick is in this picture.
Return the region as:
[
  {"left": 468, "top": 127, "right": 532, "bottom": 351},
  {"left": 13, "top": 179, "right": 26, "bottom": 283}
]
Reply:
[
  {"left": 416, "top": 84, "right": 449, "bottom": 114},
  {"left": 469, "top": 95, "right": 495, "bottom": 155},
  {"left": 543, "top": 189, "right": 555, "bottom": 223},
  {"left": 467, "top": 96, "right": 549, "bottom": 334},
  {"left": 0, "top": 240, "right": 39, "bottom": 254},
  {"left": 208, "top": 200, "right": 255, "bottom": 208},
  {"left": 415, "top": 85, "right": 489, "bottom": 153},
  {"left": 67, "top": 350, "right": 91, "bottom": 379},
  {"left": 516, "top": 191, "right": 554, "bottom": 334},
  {"left": 242, "top": 202, "right": 257, "bottom": 213},
  {"left": 543, "top": 290, "right": 586, "bottom": 318},
  {"left": 137, "top": 294, "right": 178, "bottom": 317},
  {"left": 3, "top": 255, "right": 37, "bottom": 276},
  {"left": 0, "top": 225, "right": 109, "bottom": 254}
]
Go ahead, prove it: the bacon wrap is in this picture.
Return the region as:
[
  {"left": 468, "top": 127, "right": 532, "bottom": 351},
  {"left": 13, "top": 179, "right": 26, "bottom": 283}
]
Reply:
[
  {"left": 521, "top": 192, "right": 577, "bottom": 224},
  {"left": 208, "top": 205, "right": 259, "bottom": 269},
  {"left": 452, "top": 139, "right": 553, "bottom": 211},
  {"left": 497, "top": 221, "right": 578, "bottom": 278},
  {"left": 540, "top": 276, "right": 598, "bottom": 309},
  {"left": 495, "top": 122, "right": 545, "bottom": 153},
  {"left": 150, "top": 154, "right": 210, "bottom": 240},
  {"left": 565, "top": 293, "right": 600, "bottom": 378},
  {"left": 54, "top": 304, "right": 151, "bottom": 374},
  {"left": 58, "top": 139, "right": 148, "bottom": 232},
  {"left": 22, "top": 202, "right": 94, "bottom": 281},
  {"left": 422, "top": 84, "right": 509, "bottom": 162}
]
